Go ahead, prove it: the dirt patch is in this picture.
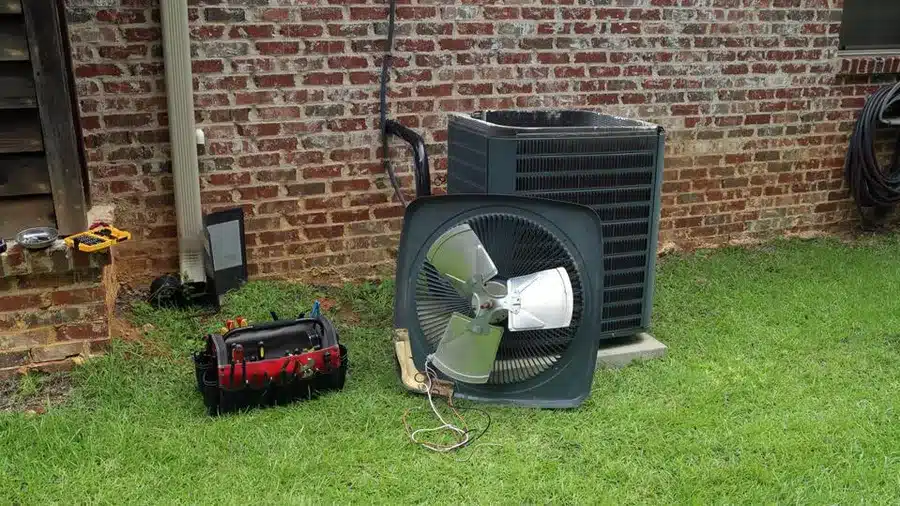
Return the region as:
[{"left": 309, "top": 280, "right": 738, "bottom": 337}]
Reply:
[
  {"left": 0, "top": 373, "right": 74, "bottom": 414},
  {"left": 114, "top": 282, "right": 148, "bottom": 317},
  {"left": 335, "top": 304, "right": 361, "bottom": 325},
  {"left": 109, "top": 313, "right": 143, "bottom": 342},
  {"left": 318, "top": 297, "right": 337, "bottom": 312}
]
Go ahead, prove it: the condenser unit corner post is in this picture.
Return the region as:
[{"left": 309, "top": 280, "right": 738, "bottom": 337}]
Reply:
[
  {"left": 447, "top": 110, "right": 665, "bottom": 340},
  {"left": 642, "top": 127, "right": 666, "bottom": 328}
]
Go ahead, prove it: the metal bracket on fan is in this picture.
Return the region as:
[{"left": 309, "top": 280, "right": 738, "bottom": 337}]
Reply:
[{"left": 393, "top": 328, "right": 454, "bottom": 398}]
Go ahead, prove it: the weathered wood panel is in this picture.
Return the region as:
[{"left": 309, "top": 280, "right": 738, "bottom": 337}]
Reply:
[
  {"left": 0, "top": 111, "right": 43, "bottom": 153},
  {"left": 0, "top": 155, "right": 51, "bottom": 197},
  {"left": 0, "top": 196, "right": 55, "bottom": 240},
  {"left": 22, "top": 0, "right": 87, "bottom": 234},
  {"left": 0, "top": 62, "right": 36, "bottom": 109},
  {"left": 0, "top": 19, "right": 28, "bottom": 61}
]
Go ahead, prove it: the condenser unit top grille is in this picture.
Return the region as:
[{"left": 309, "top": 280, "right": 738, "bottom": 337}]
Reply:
[{"left": 461, "top": 110, "right": 659, "bottom": 133}]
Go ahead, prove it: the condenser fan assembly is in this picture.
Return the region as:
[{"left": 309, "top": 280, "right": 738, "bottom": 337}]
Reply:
[{"left": 394, "top": 195, "right": 606, "bottom": 408}]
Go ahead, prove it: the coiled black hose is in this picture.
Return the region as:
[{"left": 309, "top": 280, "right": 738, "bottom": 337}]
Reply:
[{"left": 845, "top": 82, "right": 900, "bottom": 226}]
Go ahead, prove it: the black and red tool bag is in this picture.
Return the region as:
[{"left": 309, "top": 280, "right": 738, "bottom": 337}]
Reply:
[{"left": 193, "top": 316, "right": 347, "bottom": 415}]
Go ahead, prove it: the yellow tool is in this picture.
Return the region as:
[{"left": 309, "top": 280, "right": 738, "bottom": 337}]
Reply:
[{"left": 65, "top": 225, "right": 132, "bottom": 253}]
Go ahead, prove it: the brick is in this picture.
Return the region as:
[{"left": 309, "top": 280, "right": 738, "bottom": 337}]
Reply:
[
  {"left": 328, "top": 56, "right": 368, "bottom": 69},
  {"left": 238, "top": 153, "right": 280, "bottom": 168},
  {"left": 206, "top": 172, "right": 251, "bottom": 186},
  {"left": 301, "top": 7, "right": 343, "bottom": 21},
  {"left": 256, "top": 41, "right": 300, "bottom": 55},
  {"left": 238, "top": 186, "right": 280, "bottom": 200},
  {"left": 283, "top": 121, "right": 324, "bottom": 135},
  {"left": 31, "top": 342, "right": 85, "bottom": 363},
  {"left": 458, "top": 83, "right": 492, "bottom": 95},
  {"left": 56, "top": 321, "right": 109, "bottom": 342},
  {"left": 205, "top": 8, "right": 245, "bottom": 22},
  {"left": 254, "top": 74, "right": 294, "bottom": 88},
  {"left": 122, "top": 27, "right": 160, "bottom": 42},
  {"left": 306, "top": 41, "right": 345, "bottom": 54},
  {"left": 256, "top": 137, "right": 298, "bottom": 152},
  {"left": 0, "top": 329, "right": 52, "bottom": 350},
  {"left": 200, "top": 75, "right": 247, "bottom": 90},
  {"left": 192, "top": 59, "right": 224, "bottom": 73},
  {"left": 303, "top": 166, "right": 342, "bottom": 179},
  {"left": 192, "top": 25, "right": 224, "bottom": 39},
  {"left": 458, "top": 23, "right": 493, "bottom": 35},
  {"left": 332, "top": 209, "right": 370, "bottom": 223},
  {"left": 285, "top": 213, "right": 327, "bottom": 227},
  {"left": 0, "top": 294, "right": 44, "bottom": 313},
  {"left": 611, "top": 23, "right": 641, "bottom": 34},
  {"left": 484, "top": 7, "right": 518, "bottom": 19},
  {"left": 50, "top": 287, "right": 103, "bottom": 306},
  {"left": 332, "top": 179, "right": 371, "bottom": 193},
  {"left": 373, "top": 206, "right": 405, "bottom": 219},
  {"left": 286, "top": 183, "right": 326, "bottom": 197},
  {"left": 305, "top": 104, "right": 344, "bottom": 117},
  {"left": 397, "top": 6, "right": 435, "bottom": 19},
  {"left": 0, "top": 350, "right": 28, "bottom": 368},
  {"left": 229, "top": 25, "right": 275, "bottom": 39},
  {"left": 327, "top": 118, "right": 367, "bottom": 132},
  {"left": 417, "top": 84, "right": 453, "bottom": 97},
  {"left": 349, "top": 193, "right": 390, "bottom": 207},
  {"left": 259, "top": 230, "right": 299, "bottom": 245},
  {"left": 303, "top": 73, "right": 343, "bottom": 86},
  {"left": 331, "top": 148, "right": 370, "bottom": 162},
  {"left": 305, "top": 196, "right": 344, "bottom": 210},
  {"left": 96, "top": 9, "right": 146, "bottom": 23},
  {"left": 257, "top": 107, "right": 300, "bottom": 120},
  {"left": 305, "top": 226, "right": 344, "bottom": 240},
  {"left": 98, "top": 44, "right": 148, "bottom": 59}
]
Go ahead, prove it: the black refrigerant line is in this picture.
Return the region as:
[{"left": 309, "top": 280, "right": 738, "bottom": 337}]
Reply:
[
  {"left": 380, "top": 0, "right": 431, "bottom": 206},
  {"left": 845, "top": 81, "right": 900, "bottom": 227}
]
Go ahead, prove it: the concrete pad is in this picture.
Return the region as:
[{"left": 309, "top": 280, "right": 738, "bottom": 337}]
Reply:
[{"left": 596, "top": 332, "right": 667, "bottom": 369}]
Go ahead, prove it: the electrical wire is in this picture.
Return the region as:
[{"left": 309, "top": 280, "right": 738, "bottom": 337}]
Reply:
[
  {"left": 402, "top": 357, "right": 493, "bottom": 453},
  {"left": 379, "top": 0, "right": 407, "bottom": 207},
  {"left": 845, "top": 81, "right": 900, "bottom": 227}
]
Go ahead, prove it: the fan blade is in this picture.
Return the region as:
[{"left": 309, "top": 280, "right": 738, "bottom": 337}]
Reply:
[
  {"left": 431, "top": 313, "right": 503, "bottom": 384},
  {"left": 426, "top": 223, "right": 498, "bottom": 295},
  {"left": 506, "top": 267, "right": 573, "bottom": 331}
]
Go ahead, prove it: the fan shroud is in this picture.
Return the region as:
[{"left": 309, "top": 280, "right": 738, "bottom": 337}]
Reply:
[
  {"left": 414, "top": 212, "right": 584, "bottom": 385},
  {"left": 394, "top": 195, "right": 604, "bottom": 407}
]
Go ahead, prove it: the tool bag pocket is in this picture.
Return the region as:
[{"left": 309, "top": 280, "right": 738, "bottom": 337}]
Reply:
[{"left": 193, "top": 316, "right": 348, "bottom": 416}]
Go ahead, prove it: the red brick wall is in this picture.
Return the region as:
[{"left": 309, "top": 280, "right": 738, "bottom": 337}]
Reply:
[
  {"left": 0, "top": 246, "right": 113, "bottom": 377},
  {"left": 64, "top": 0, "right": 894, "bottom": 283}
]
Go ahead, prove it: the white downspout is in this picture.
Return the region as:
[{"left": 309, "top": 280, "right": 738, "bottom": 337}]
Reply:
[{"left": 160, "top": 0, "right": 204, "bottom": 283}]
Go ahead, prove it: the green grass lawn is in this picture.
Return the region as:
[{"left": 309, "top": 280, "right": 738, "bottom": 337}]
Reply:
[{"left": 3, "top": 236, "right": 900, "bottom": 503}]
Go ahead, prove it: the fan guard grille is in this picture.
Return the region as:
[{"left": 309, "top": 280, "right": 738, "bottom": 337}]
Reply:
[{"left": 414, "top": 213, "right": 584, "bottom": 385}]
